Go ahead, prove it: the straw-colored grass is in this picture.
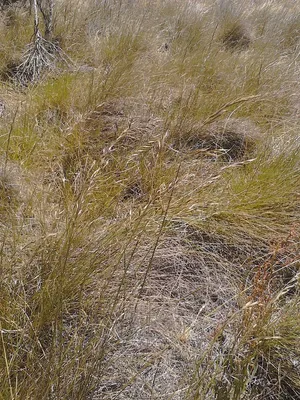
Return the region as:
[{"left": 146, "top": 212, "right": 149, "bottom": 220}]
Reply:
[{"left": 0, "top": 0, "right": 299, "bottom": 399}]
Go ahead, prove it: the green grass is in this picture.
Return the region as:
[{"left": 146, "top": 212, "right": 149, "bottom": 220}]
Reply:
[{"left": 0, "top": 0, "right": 299, "bottom": 399}]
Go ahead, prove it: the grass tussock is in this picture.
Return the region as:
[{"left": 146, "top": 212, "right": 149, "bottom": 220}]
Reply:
[{"left": 0, "top": 0, "right": 300, "bottom": 399}]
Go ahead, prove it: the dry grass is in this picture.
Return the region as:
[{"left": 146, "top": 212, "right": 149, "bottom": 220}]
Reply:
[{"left": 0, "top": 0, "right": 299, "bottom": 399}]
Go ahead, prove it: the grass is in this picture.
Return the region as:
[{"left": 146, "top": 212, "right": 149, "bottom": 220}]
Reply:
[{"left": 0, "top": 0, "right": 299, "bottom": 399}]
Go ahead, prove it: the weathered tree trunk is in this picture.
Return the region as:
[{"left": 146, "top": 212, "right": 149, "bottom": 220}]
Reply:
[
  {"left": 37, "top": 0, "right": 54, "bottom": 40},
  {"left": 32, "top": 0, "right": 39, "bottom": 35},
  {"left": 0, "top": 0, "right": 53, "bottom": 40}
]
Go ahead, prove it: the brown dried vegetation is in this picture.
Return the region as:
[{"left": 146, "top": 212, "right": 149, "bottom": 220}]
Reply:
[{"left": 0, "top": 1, "right": 300, "bottom": 399}]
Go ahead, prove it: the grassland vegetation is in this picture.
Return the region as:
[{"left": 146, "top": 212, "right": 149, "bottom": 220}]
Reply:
[{"left": 0, "top": 0, "right": 299, "bottom": 399}]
